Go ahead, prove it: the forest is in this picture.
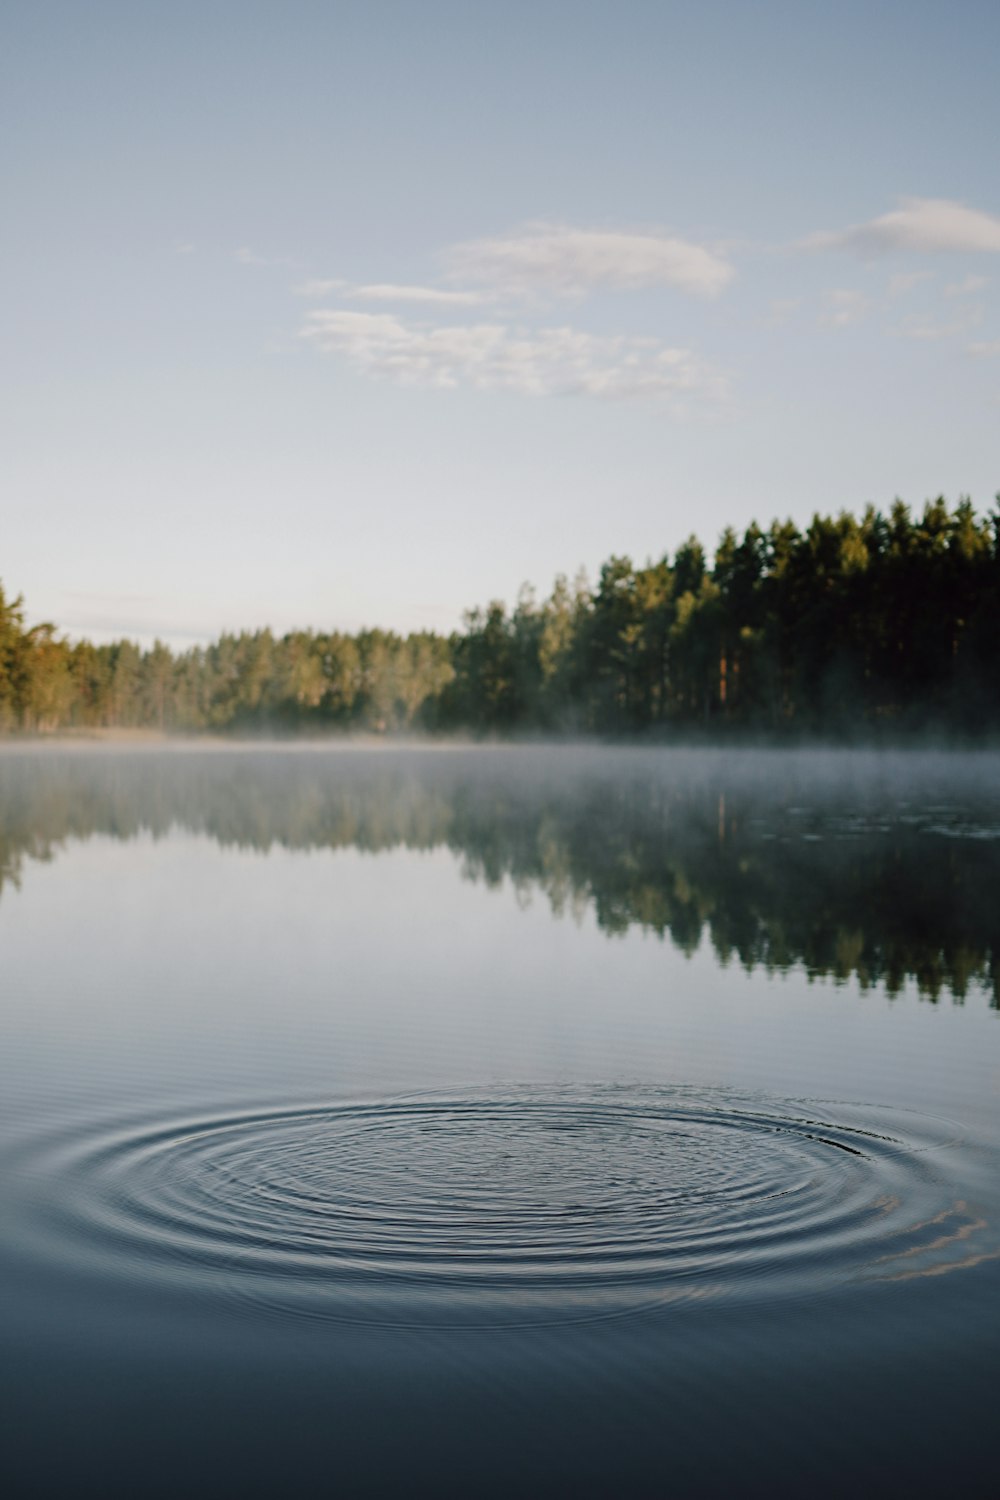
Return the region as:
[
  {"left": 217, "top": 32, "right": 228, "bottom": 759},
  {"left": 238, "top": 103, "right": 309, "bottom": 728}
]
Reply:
[{"left": 3, "top": 496, "right": 999, "bottom": 737}]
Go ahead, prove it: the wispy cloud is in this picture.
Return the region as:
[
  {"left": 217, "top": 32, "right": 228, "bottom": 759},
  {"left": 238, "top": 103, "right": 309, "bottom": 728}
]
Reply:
[
  {"left": 766, "top": 297, "right": 802, "bottom": 327},
  {"left": 294, "top": 279, "right": 487, "bottom": 305},
  {"left": 446, "top": 223, "right": 734, "bottom": 299},
  {"left": 237, "top": 246, "right": 296, "bottom": 269},
  {"left": 887, "top": 270, "right": 931, "bottom": 298},
  {"left": 893, "top": 305, "right": 984, "bottom": 340},
  {"left": 295, "top": 278, "right": 349, "bottom": 297},
  {"left": 805, "top": 197, "right": 1000, "bottom": 256},
  {"left": 349, "top": 283, "right": 490, "bottom": 307},
  {"left": 54, "top": 591, "right": 221, "bottom": 647},
  {"left": 945, "top": 273, "right": 990, "bottom": 298},
  {"left": 967, "top": 339, "right": 1000, "bottom": 357},
  {"left": 301, "top": 309, "right": 727, "bottom": 404},
  {"left": 821, "top": 289, "right": 870, "bottom": 328}
]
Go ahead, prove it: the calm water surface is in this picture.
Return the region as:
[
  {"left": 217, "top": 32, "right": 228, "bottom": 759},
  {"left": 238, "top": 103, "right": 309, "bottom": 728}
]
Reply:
[{"left": 1, "top": 746, "right": 998, "bottom": 1496}]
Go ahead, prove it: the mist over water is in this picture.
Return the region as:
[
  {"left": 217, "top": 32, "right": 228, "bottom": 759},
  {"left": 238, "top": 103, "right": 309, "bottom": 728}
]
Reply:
[
  {"left": 3, "top": 742, "right": 999, "bottom": 1003},
  {"left": 1, "top": 745, "right": 998, "bottom": 1496}
]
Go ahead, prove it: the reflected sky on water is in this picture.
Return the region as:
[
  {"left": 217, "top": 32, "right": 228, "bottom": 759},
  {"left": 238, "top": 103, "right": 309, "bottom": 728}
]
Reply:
[{"left": 1, "top": 746, "right": 998, "bottom": 1498}]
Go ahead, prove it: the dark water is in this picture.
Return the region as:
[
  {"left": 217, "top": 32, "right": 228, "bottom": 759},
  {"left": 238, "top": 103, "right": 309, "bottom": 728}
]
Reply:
[{"left": 1, "top": 746, "right": 998, "bottom": 1497}]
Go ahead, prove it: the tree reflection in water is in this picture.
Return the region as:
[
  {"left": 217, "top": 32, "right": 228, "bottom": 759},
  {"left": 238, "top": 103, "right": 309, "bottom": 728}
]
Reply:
[{"left": 1, "top": 746, "right": 997, "bottom": 1006}]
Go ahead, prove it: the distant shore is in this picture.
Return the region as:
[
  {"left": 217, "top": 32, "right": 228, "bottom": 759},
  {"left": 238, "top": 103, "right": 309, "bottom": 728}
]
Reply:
[{"left": 4, "top": 497, "right": 999, "bottom": 739}]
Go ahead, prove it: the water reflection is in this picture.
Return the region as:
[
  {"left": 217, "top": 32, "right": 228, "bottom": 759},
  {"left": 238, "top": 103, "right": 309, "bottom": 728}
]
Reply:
[
  {"left": 1, "top": 744, "right": 998, "bottom": 1004},
  {"left": 2, "top": 745, "right": 999, "bottom": 1499}
]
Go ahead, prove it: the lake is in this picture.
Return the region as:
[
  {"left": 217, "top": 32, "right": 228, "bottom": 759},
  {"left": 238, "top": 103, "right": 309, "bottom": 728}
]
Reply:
[{"left": 1, "top": 745, "right": 998, "bottom": 1497}]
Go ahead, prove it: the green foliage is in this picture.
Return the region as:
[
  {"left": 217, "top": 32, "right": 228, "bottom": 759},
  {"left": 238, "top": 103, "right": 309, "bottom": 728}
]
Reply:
[{"left": 2, "top": 493, "right": 999, "bottom": 737}]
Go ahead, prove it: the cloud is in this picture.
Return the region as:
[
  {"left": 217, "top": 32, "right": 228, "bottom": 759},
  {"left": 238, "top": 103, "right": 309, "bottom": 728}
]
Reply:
[
  {"left": 945, "top": 273, "right": 990, "bottom": 298},
  {"left": 295, "top": 278, "right": 349, "bottom": 297},
  {"left": 237, "top": 246, "right": 295, "bottom": 269},
  {"left": 349, "top": 283, "right": 490, "bottom": 307},
  {"left": 820, "top": 289, "right": 869, "bottom": 328},
  {"left": 805, "top": 197, "right": 1000, "bottom": 256},
  {"left": 893, "top": 305, "right": 984, "bottom": 340},
  {"left": 301, "top": 309, "right": 727, "bottom": 404},
  {"left": 294, "top": 279, "right": 487, "bottom": 305},
  {"left": 887, "top": 270, "right": 931, "bottom": 298},
  {"left": 766, "top": 297, "right": 802, "bottom": 326},
  {"left": 967, "top": 340, "right": 1000, "bottom": 357},
  {"left": 445, "top": 224, "right": 734, "bottom": 299}
]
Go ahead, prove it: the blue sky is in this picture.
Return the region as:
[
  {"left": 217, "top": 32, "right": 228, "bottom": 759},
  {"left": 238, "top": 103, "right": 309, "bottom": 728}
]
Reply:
[{"left": 3, "top": 0, "right": 1000, "bottom": 645}]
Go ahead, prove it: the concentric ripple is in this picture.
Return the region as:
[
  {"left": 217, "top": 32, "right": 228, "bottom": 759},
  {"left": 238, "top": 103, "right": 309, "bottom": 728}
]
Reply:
[{"left": 11, "top": 1086, "right": 987, "bottom": 1328}]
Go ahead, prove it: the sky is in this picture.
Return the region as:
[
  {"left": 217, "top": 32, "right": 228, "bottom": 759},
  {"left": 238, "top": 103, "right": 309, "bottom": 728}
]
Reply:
[{"left": 3, "top": 0, "right": 1000, "bottom": 647}]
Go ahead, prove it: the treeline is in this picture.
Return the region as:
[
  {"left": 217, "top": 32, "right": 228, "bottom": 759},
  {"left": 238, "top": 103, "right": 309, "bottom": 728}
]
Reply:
[{"left": 3, "top": 495, "right": 999, "bottom": 736}]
